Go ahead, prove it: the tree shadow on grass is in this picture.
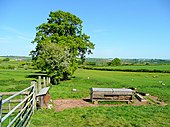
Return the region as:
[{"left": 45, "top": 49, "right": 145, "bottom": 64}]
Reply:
[{"left": 25, "top": 71, "right": 47, "bottom": 79}]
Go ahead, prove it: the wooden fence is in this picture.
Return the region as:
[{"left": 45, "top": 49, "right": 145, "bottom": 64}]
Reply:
[{"left": 0, "top": 76, "right": 51, "bottom": 127}]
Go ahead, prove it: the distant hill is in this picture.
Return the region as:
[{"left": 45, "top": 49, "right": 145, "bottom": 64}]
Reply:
[
  {"left": 0, "top": 56, "right": 31, "bottom": 61},
  {"left": 85, "top": 58, "right": 170, "bottom": 65}
]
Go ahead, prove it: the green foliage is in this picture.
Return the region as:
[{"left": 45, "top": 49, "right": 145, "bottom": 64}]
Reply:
[
  {"left": 31, "top": 10, "right": 94, "bottom": 84},
  {"left": 3, "top": 57, "right": 10, "bottom": 61},
  {"left": 84, "top": 58, "right": 170, "bottom": 66},
  {"left": 35, "top": 43, "right": 72, "bottom": 84},
  {"left": 108, "top": 58, "right": 121, "bottom": 66},
  {"left": 80, "top": 65, "right": 170, "bottom": 73},
  {"left": 84, "top": 61, "right": 96, "bottom": 66}
]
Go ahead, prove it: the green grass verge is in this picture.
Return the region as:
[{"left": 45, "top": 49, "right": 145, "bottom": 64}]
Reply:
[{"left": 30, "top": 106, "right": 170, "bottom": 127}]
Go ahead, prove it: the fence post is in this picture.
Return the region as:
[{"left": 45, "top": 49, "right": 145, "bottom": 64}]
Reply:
[
  {"left": 49, "top": 77, "right": 51, "bottom": 84},
  {"left": 0, "top": 94, "right": 2, "bottom": 127},
  {"left": 31, "top": 81, "right": 37, "bottom": 112},
  {"left": 43, "top": 77, "right": 46, "bottom": 88},
  {"left": 46, "top": 77, "right": 49, "bottom": 86},
  {"left": 38, "top": 76, "right": 42, "bottom": 93}
]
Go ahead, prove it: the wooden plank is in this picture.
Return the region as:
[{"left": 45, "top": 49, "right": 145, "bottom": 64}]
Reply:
[
  {"left": 91, "top": 88, "right": 133, "bottom": 92},
  {"left": 36, "top": 87, "right": 50, "bottom": 96},
  {"left": 135, "top": 94, "right": 147, "bottom": 102},
  {"left": 90, "top": 87, "right": 133, "bottom": 103}
]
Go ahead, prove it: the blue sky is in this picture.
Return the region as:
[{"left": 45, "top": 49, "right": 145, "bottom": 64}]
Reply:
[{"left": 0, "top": 0, "right": 170, "bottom": 59}]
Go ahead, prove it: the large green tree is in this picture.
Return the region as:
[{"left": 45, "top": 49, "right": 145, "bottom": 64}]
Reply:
[{"left": 31, "top": 10, "right": 94, "bottom": 84}]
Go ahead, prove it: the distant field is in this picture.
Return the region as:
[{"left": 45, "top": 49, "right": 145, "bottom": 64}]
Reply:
[
  {"left": 81, "top": 65, "right": 170, "bottom": 73},
  {"left": 50, "top": 69, "right": 170, "bottom": 104},
  {"left": 103, "top": 65, "right": 170, "bottom": 71},
  {"left": 0, "top": 69, "right": 36, "bottom": 92}
]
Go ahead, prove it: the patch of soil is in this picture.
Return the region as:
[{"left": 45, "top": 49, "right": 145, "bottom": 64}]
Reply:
[
  {"left": 54, "top": 99, "right": 97, "bottom": 112},
  {"left": 54, "top": 96, "right": 167, "bottom": 112},
  {"left": 148, "top": 95, "right": 167, "bottom": 106},
  {"left": 132, "top": 98, "right": 148, "bottom": 106}
]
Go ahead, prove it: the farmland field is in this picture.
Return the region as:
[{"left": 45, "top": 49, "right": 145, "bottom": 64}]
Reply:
[
  {"left": 98, "top": 65, "right": 170, "bottom": 71},
  {"left": 50, "top": 69, "right": 170, "bottom": 103},
  {"left": 0, "top": 69, "right": 36, "bottom": 92},
  {"left": 30, "top": 69, "right": 170, "bottom": 127},
  {"left": 0, "top": 65, "right": 170, "bottom": 127}
]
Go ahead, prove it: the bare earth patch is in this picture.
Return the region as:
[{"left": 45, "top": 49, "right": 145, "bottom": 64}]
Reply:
[
  {"left": 54, "top": 99, "right": 97, "bottom": 112},
  {"left": 54, "top": 96, "right": 167, "bottom": 112}
]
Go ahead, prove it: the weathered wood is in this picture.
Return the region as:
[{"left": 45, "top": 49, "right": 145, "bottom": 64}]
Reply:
[
  {"left": 138, "top": 92, "right": 149, "bottom": 96},
  {"left": 46, "top": 77, "right": 49, "bottom": 86},
  {"left": 38, "top": 76, "right": 42, "bottom": 93},
  {"left": 43, "top": 77, "right": 46, "bottom": 88},
  {"left": 37, "top": 87, "right": 50, "bottom": 96},
  {"left": 135, "top": 94, "right": 147, "bottom": 102},
  {"left": 48, "top": 77, "right": 51, "bottom": 84},
  {"left": 36, "top": 87, "right": 51, "bottom": 109},
  {"left": 90, "top": 88, "right": 133, "bottom": 103},
  {"left": 31, "top": 81, "right": 37, "bottom": 95}
]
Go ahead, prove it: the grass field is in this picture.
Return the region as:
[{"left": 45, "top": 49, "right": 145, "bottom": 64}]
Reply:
[
  {"left": 100, "top": 65, "right": 170, "bottom": 71},
  {"left": 49, "top": 69, "right": 170, "bottom": 103},
  {"left": 30, "top": 69, "right": 170, "bottom": 127},
  {"left": 0, "top": 65, "right": 169, "bottom": 127},
  {"left": 0, "top": 69, "right": 36, "bottom": 92}
]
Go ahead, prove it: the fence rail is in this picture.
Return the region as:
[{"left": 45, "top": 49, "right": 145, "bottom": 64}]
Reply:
[
  {"left": 0, "top": 83, "right": 36, "bottom": 127},
  {"left": 0, "top": 76, "right": 51, "bottom": 127}
]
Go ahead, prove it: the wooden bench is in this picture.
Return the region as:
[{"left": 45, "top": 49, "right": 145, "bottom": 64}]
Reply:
[
  {"left": 90, "top": 88, "right": 133, "bottom": 104},
  {"left": 36, "top": 87, "right": 51, "bottom": 108}
]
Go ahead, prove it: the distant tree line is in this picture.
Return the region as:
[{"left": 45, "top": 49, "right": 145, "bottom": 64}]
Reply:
[
  {"left": 80, "top": 66, "right": 170, "bottom": 73},
  {"left": 83, "top": 58, "right": 170, "bottom": 66}
]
